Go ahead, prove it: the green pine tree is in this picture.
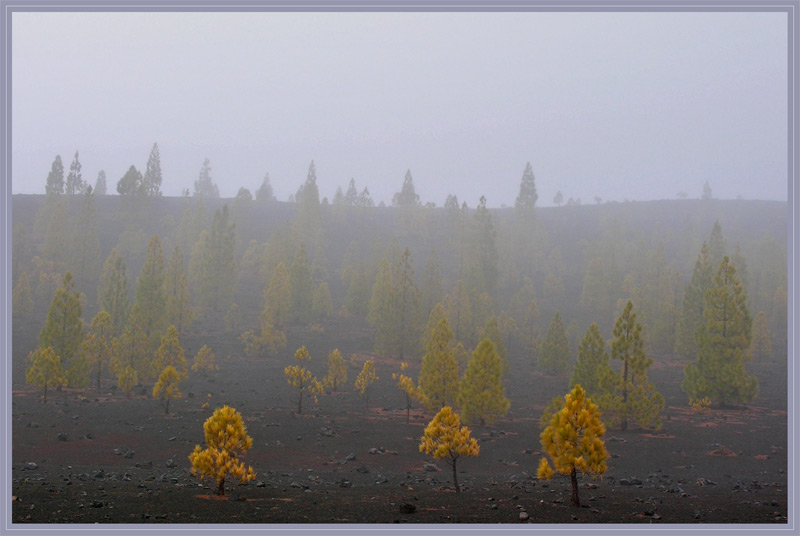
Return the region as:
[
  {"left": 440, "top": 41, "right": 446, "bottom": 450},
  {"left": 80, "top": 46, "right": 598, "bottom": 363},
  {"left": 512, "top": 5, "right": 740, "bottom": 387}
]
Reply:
[
  {"left": 39, "top": 272, "right": 84, "bottom": 388},
  {"left": 539, "top": 312, "right": 570, "bottom": 375},
  {"left": 682, "top": 257, "right": 757, "bottom": 406},
  {"left": 458, "top": 338, "right": 510, "bottom": 426}
]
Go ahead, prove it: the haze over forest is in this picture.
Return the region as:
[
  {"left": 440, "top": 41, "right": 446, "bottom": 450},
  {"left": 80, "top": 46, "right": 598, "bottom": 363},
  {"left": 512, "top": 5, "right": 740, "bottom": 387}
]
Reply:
[{"left": 10, "top": 11, "right": 788, "bottom": 206}]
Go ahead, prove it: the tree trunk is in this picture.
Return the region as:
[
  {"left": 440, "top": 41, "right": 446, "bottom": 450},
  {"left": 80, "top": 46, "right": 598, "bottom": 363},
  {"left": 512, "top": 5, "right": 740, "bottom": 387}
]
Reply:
[
  {"left": 298, "top": 389, "right": 303, "bottom": 415},
  {"left": 217, "top": 477, "right": 225, "bottom": 496},
  {"left": 406, "top": 404, "right": 410, "bottom": 424},
  {"left": 452, "top": 458, "right": 460, "bottom": 493},
  {"left": 165, "top": 398, "right": 170, "bottom": 414},
  {"left": 570, "top": 467, "right": 580, "bottom": 507},
  {"left": 43, "top": 384, "right": 47, "bottom": 403},
  {"left": 97, "top": 366, "right": 102, "bottom": 392},
  {"left": 621, "top": 358, "right": 629, "bottom": 431}
]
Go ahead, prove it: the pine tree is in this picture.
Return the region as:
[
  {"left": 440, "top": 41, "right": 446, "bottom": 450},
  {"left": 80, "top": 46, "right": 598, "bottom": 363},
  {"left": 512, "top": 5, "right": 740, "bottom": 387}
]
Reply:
[
  {"left": 256, "top": 172, "right": 276, "bottom": 202},
  {"left": 392, "top": 169, "right": 420, "bottom": 207},
  {"left": 418, "top": 317, "right": 460, "bottom": 412},
  {"left": 153, "top": 365, "right": 182, "bottom": 414},
  {"left": 194, "top": 158, "right": 220, "bottom": 198},
  {"left": 191, "top": 345, "right": 219, "bottom": 375},
  {"left": 295, "top": 160, "right": 321, "bottom": 236},
  {"left": 288, "top": 244, "right": 313, "bottom": 322},
  {"left": 284, "top": 346, "right": 323, "bottom": 414},
  {"left": 65, "top": 151, "right": 84, "bottom": 196},
  {"left": 70, "top": 188, "right": 101, "bottom": 294},
  {"left": 189, "top": 405, "right": 256, "bottom": 495},
  {"left": 481, "top": 316, "right": 507, "bottom": 363},
  {"left": 45, "top": 155, "right": 65, "bottom": 196},
  {"left": 13, "top": 272, "right": 34, "bottom": 319},
  {"left": 311, "top": 282, "right": 333, "bottom": 322},
  {"left": 421, "top": 250, "right": 444, "bottom": 319},
  {"left": 368, "top": 258, "right": 398, "bottom": 355},
  {"left": 190, "top": 206, "right": 237, "bottom": 311},
  {"left": 98, "top": 248, "right": 130, "bottom": 337},
  {"left": 458, "top": 339, "right": 510, "bottom": 426},
  {"left": 81, "top": 310, "right": 116, "bottom": 391},
  {"left": 610, "top": 301, "right": 664, "bottom": 430},
  {"left": 537, "top": 385, "right": 608, "bottom": 507},
  {"left": 266, "top": 261, "right": 292, "bottom": 326},
  {"left": 354, "top": 360, "right": 379, "bottom": 409},
  {"left": 392, "top": 363, "right": 419, "bottom": 423},
  {"left": 39, "top": 272, "right": 84, "bottom": 388},
  {"left": 153, "top": 325, "right": 187, "bottom": 379},
  {"left": 164, "top": 246, "right": 193, "bottom": 337},
  {"left": 445, "top": 280, "right": 474, "bottom": 344},
  {"left": 344, "top": 178, "right": 359, "bottom": 206},
  {"left": 569, "top": 323, "right": 618, "bottom": 412},
  {"left": 419, "top": 406, "right": 479, "bottom": 493},
  {"left": 135, "top": 236, "right": 167, "bottom": 346},
  {"left": 394, "top": 247, "right": 421, "bottom": 359},
  {"left": 116, "top": 165, "right": 143, "bottom": 197},
  {"left": 40, "top": 197, "right": 70, "bottom": 271},
  {"left": 514, "top": 161, "right": 538, "bottom": 215},
  {"left": 539, "top": 312, "right": 570, "bottom": 375},
  {"left": 115, "top": 303, "right": 151, "bottom": 383},
  {"left": 117, "top": 366, "right": 138, "bottom": 398},
  {"left": 467, "top": 196, "right": 499, "bottom": 301},
  {"left": 675, "top": 242, "right": 714, "bottom": 357},
  {"left": 94, "top": 170, "right": 107, "bottom": 196},
  {"left": 322, "top": 349, "right": 347, "bottom": 393},
  {"left": 682, "top": 257, "right": 757, "bottom": 406},
  {"left": 143, "top": 143, "right": 163, "bottom": 197},
  {"left": 26, "top": 346, "right": 66, "bottom": 402}
]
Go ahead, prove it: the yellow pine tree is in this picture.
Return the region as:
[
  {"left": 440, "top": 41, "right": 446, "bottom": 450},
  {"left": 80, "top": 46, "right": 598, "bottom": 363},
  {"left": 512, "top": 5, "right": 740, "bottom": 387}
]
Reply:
[
  {"left": 153, "top": 325, "right": 187, "bottom": 379},
  {"left": 537, "top": 385, "right": 609, "bottom": 507},
  {"left": 419, "top": 406, "right": 479, "bottom": 493},
  {"left": 458, "top": 339, "right": 510, "bottom": 426},
  {"left": 191, "top": 344, "right": 218, "bottom": 374},
  {"left": 284, "top": 346, "right": 323, "bottom": 414},
  {"left": 322, "top": 349, "right": 347, "bottom": 393},
  {"left": 189, "top": 405, "right": 256, "bottom": 495},
  {"left": 417, "top": 317, "right": 460, "bottom": 412},
  {"left": 152, "top": 365, "right": 182, "bottom": 414},
  {"left": 26, "top": 346, "right": 66, "bottom": 403},
  {"left": 117, "top": 365, "right": 138, "bottom": 398},
  {"left": 392, "top": 362, "right": 419, "bottom": 423},
  {"left": 354, "top": 359, "right": 379, "bottom": 409}
]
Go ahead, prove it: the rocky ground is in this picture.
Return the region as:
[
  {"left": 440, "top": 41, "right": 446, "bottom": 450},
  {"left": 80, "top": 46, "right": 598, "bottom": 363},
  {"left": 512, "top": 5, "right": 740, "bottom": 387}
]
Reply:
[{"left": 10, "top": 317, "right": 789, "bottom": 525}]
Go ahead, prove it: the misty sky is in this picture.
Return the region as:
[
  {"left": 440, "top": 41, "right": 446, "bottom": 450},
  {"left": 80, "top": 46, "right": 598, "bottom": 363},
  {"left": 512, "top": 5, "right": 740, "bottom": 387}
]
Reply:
[{"left": 11, "top": 11, "right": 788, "bottom": 206}]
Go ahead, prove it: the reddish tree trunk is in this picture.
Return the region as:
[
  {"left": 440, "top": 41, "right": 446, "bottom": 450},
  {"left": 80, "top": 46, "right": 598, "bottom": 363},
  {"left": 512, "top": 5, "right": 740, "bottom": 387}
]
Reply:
[
  {"left": 451, "top": 458, "right": 460, "bottom": 493},
  {"left": 217, "top": 477, "right": 225, "bottom": 496}
]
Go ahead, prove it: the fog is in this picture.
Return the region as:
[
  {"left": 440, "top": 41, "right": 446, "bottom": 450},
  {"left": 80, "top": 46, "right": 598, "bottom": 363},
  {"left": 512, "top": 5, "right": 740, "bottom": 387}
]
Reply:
[{"left": 11, "top": 11, "right": 788, "bottom": 205}]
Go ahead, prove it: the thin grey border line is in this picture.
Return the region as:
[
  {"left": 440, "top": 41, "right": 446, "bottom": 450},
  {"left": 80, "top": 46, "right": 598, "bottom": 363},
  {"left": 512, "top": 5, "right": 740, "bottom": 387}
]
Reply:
[{"left": 2, "top": 2, "right": 797, "bottom": 536}]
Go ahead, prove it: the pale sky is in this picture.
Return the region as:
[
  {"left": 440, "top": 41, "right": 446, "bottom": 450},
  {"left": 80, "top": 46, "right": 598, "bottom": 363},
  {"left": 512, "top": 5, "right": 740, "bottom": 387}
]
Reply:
[{"left": 10, "top": 10, "right": 788, "bottom": 206}]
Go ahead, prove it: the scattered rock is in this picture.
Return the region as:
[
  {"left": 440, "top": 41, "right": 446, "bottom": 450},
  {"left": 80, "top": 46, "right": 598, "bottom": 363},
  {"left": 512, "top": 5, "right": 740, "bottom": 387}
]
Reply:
[
  {"left": 374, "top": 474, "right": 389, "bottom": 485},
  {"left": 57, "top": 433, "right": 69, "bottom": 442},
  {"left": 90, "top": 500, "right": 104, "bottom": 508},
  {"left": 339, "top": 480, "right": 352, "bottom": 488},
  {"left": 345, "top": 453, "right": 356, "bottom": 462},
  {"left": 423, "top": 462, "right": 440, "bottom": 472},
  {"left": 124, "top": 449, "right": 135, "bottom": 459},
  {"left": 519, "top": 512, "right": 529, "bottom": 521},
  {"left": 93, "top": 469, "right": 105, "bottom": 479},
  {"left": 165, "top": 459, "right": 178, "bottom": 469},
  {"left": 399, "top": 503, "right": 416, "bottom": 514},
  {"left": 168, "top": 437, "right": 176, "bottom": 441},
  {"left": 27, "top": 422, "right": 40, "bottom": 428},
  {"left": 356, "top": 466, "right": 370, "bottom": 474},
  {"left": 607, "top": 436, "right": 626, "bottom": 443},
  {"left": 256, "top": 481, "right": 266, "bottom": 487},
  {"left": 619, "top": 479, "right": 632, "bottom": 486},
  {"left": 25, "top": 462, "right": 38, "bottom": 470}
]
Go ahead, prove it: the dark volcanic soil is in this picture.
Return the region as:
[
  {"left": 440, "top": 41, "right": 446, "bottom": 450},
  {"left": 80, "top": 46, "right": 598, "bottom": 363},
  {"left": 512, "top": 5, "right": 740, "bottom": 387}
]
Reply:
[{"left": 10, "top": 316, "right": 788, "bottom": 525}]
